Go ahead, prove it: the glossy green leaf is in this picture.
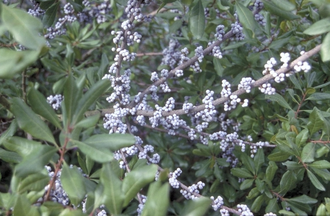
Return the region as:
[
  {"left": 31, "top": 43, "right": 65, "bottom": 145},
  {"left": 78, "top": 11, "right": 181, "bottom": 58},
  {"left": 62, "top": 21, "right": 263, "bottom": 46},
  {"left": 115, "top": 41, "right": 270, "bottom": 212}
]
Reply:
[
  {"left": 18, "top": 172, "right": 49, "bottom": 193},
  {"left": 321, "top": 32, "right": 330, "bottom": 62},
  {"left": 307, "top": 107, "right": 325, "bottom": 135},
  {"left": 62, "top": 74, "right": 79, "bottom": 127},
  {"left": 3, "top": 137, "right": 41, "bottom": 157},
  {"left": 72, "top": 79, "right": 110, "bottom": 124},
  {"left": 28, "top": 88, "right": 62, "bottom": 129},
  {"left": 71, "top": 140, "right": 114, "bottom": 163},
  {"left": 0, "top": 148, "right": 21, "bottom": 163},
  {"left": 10, "top": 98, "right": 56, "bottom": 144},
  {"left": 272, "top": 0, "right": 296, "bottom": 11},
  {"left": 309, "top": 160, "right": 330, "bottom": 169},
  {"left": 316, "top": 146, "right": 330, "bottom": 158},
  {"left": 301, "top": 143, "right": 315, "bottom": 163},
  {"left": 141, "top": 181, "right": 169, "bottom": 216},
  {"left": 189, "top": 0, "right": 205, "bottom": 40},
  {"left": 236, "top": 2, "right": 258, "bottom": 37},
  {"left": 42, "top": 2, "right": 59, "bottom": 27},
  {"left": 280, "top": 171, "right": 297, "bottom": 193},
  {"left": 15, "top": 145, "right": 57, "bottom": 178},
  {"left": 295, "top": 129, "right": 309, "bottom": 147},
  {"left": 75, "top": 113, "right": 100, "bottom": 128},
  {"left": 213, "top": 58, "right": 224, "bottom": 77},
  {"left": 61, "top": 163, "right": 86, "bottom": 206},
  {"left": 84, "top": 133, "right": 135, "bottom": 151},
  {"left": 246, "top": 187, "right": 260, "bottom": 200},
  {"left": 0, "top": 49, "right": 40, "bottom": 79},
  {"left": 262, "top": 0, "right": 300, "bottom": 20},
  {"left": 240, "top": 153, "right": 255, "bottom": 174},
  {"left": 254, "top": 148, "right": 265, "bottom": 173},
  {"left": 180, "top": 197, "right": 211, "bottom": 216},
  {"left": 306, "top": 92, "right": 330, "bottom": 100},
  {"left": 307, "top": 169, "right": 325, "bottom": 191},
  {"left": 316, "top": 204, "right": 327, "bottom": 216},
  {"left": 265, "top": 198, "right": 280, "bottom": 213},
  {"left": 1, "top": 5, "right": 46, "bottom": 50},
  {"left": 282, "top": 161, "right": 304, "bottom": 170},
  {"left": 231, "top": 168, "right": 253, "bottom": 178},
  {"left": 310, "top": 167, "right": 330, "bottom": 181},
  {"left": 101, "top": 162, "right": 124, "bottom": 214},
  {"left": 268, "top": 150, "right": 291, "bottom": 161},
  {"left": 251, "top": 195, "right": 265, "bottom": 212},
  {"left": 58, "top": 208, "right": 84, "bottom": 216},
  {"left": 122, "top": 164, "right": 157, "bottom": 207},
  {"left": 0, "top": 120, "right": 17, "bottom": 145},
  {"left": 13, "top": 194, "right": 40, "bottom": 216},
  {"left": 265, "top": 93, "right": 292, "bottom": 110},
  {"left": 304, "top": 17, "right": 330, "bottom": 35},
  {"left": 240, "top": 179, "right": 254, "bottom": 190},
  {"left": 288, "top": 195, "right": 318, "bottom": 204},
  {"left": 266, "top": 161, "right": 278, "bottom": 182}
]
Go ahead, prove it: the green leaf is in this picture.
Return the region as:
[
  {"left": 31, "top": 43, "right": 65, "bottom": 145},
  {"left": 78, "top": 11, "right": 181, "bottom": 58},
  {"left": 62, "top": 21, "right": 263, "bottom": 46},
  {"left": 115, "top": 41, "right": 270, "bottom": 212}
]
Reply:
[
  {"left": 84, "top": 134, "right": 135, "bottom": 152},
  {"left": 268, "top": 150, "right": 291, "bottom": 162},
  {"left": 280, "top": 171, "right": 297, "bottom": 193},
  {"left": 0, "top": 120, "right": 17, "bottom": 145},
  {"left": 236, "top": 2, "right": 258, "bottom": 37},
  {"left": 272, "top": 0, "right": 296, "bottom": 11},
  {"left": 42, "top": 2, "right": 59, "bottom": 27},
  {"left": 307, "top": 107, "right": 325, "bottom": 135},
  {"left": 180, "top": 197, "right": 211, "bottom": 216},
  {"left": 3, "top": 137, "right": 41, "bottom": 158},
  {"left": 306, "top": 92, "right": 330, "bottom": 100},
  {"left": 61, "top": 163, "right": 86, "bottom": 206},
  {"left": 71, "top": 140, "right": 114, "bottom": 163},
  {"left": 316, "top": 146, "right": 330, "bottom": 158},
  {"left": 321, "top": 32, "right": 330, "bottom": 62},
  {"left": 251, "top": 195, "right": 265, "bottom": 212},
  {"left": 72, "top": 79, "right": 110, "bottom": 124},
  {"left": 231, "top": 168, "right": 254, "bottom": 178},
  {"left": 266, "top": 198, "right": 280, "bottom": 213},
  {"left": 303, "top": 17, "right": 330, "bottom": 35},
  {"left": 75, "top": 113, "right": 100, "bottom": 128},
  {"left": 18, "top": 172, "right": 49, "bottom": 193},
  {"left": 265, "top": 93, "right": 292, "bottom": 110},
  {"left": 10, "top": 98, "right": 56, "bottom": 144},
  {"left": 288, "top": 195, "right": 318, "bottom": 204},
  {"left": 240, "top": 153, "right": 255, "bottom": 174},
  {"left": 122, "top": 164, "right": 157, "bottom": 207},
  {"left": 141, "top": 181, "right": 169, "bottom": 216},
  {"left": 1, "top": 5, "right": 46, "bottom": 50},
  {"left": 316, "top": 204, "right": 327, "bottom": 216},
  {"left": 309, "top": 160, "right": 330, "bottom": 169},
  {"left": 307, "top": 169, "right": 325, "bottom": 191},
  {"left": 213, "top": 58, "right": 224, "bottom": 77},
  {"left": 240, "top": 179, "right": 254, "bottom": 190},
  {"left": 266, "top": 161, "right": 278, "bottom": 182},
  {"left": 189, "top": 0, "right": 205, "bottom": 40},
  {"left": 254, "top": 148, "right": 265, "bottom": 173},
  {"left": 0, "top": 148, "right": 21, "bottom": 163},
  {"left": 301, "top": 143, "right": 315, "bottom": 163},
  {"left": 101, "top": 162, "right": 124, "bottom": 215},
  {"left": 262, "top": 0, "right": 300, "bottom": 20},
  {"left": 62, "top": 74, "right": 79, "bottom": 127},
  {"left": 0, "top": 49, "right": 40, "bottom": 79},
  {"left": 310, "top": 167, "right": 330, "bottom": 181},
  {"left": 282, "top": 161, "right": 304, "bottom": 170},
  {"left": 295, "top": 129, "right": 309, "bottom": 147},
  {"left": 13, "top": 195, "right": 40, "bottom": 216},
  {"left": 28, "top": 88, "right": 62, "bottom": 129},
  {"left": 15, "top": 145, "right": 57, "bottom": 178}
]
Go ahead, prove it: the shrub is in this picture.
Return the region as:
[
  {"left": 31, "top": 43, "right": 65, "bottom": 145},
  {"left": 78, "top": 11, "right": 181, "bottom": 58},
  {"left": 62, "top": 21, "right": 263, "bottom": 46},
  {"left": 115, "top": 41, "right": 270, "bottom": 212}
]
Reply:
[{"left": 0, "top": 0, "right": 330, "bottom": 215}]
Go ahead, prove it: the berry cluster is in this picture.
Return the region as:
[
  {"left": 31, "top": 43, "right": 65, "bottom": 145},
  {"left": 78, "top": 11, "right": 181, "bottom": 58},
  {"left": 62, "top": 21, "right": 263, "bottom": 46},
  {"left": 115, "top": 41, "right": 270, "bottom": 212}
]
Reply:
[{"left": 47, "top": 94, "right": 63, "bottom": 110}]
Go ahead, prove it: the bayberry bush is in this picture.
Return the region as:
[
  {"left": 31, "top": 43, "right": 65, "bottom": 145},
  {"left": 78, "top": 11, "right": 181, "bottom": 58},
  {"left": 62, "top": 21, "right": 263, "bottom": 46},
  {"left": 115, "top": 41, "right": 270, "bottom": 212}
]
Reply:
[{"left": 0, "top": 0, "right": 330, "bottom": 215}]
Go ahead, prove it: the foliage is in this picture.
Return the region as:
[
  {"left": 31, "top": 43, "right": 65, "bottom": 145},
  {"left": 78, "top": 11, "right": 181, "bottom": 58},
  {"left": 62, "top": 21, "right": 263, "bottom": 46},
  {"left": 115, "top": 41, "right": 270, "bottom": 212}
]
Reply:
[{"left": 0, "top": 0, "right": 330, "bottom": 215}]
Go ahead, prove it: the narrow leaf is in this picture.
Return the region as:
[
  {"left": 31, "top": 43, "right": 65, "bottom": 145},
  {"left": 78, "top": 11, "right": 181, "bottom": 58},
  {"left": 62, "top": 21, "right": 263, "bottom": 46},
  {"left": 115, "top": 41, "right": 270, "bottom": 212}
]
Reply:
[
  {"left": 71, "top": 140, "right": 114, "bottom": 163},
  {"left": 303, "top": 17, "right": 330, "bottom": 35},
  {"left": 122, "top": 164, "right": 157, "bottom": 207},
  {"left": 307, "top": 169, "right": 325, "bottom": 191},
  {"left": 3, "top": 137, "right": 41, "bottom": 158},
  {"left": 15, "top": 145, "right": 57, "bottom": 177},
  {"left": 309, "top": 160, "right": 330, "bottom": 169},
  {"left": 301, "top": 143, "right": 315, "bottom": 163},
  {"left": 100, "top": 162, "right": 124, "bottom": 215},
  {"left": 84, "top": 134, "right": 135, "bottom": 151},
  {"left": 61, "top": 163, "right": 86, "bottom": 206},
  {"left": 73, "top": 79, "right": 110, "bottom": 124},
  {"left": 189, "top": 0, "right": 205, "bottom": 40},
  {"left": 265, "top": 93, "right": 292, "bottom": 110},
  {"left": 321, "top": 32, "right": 330, "bottom": 62},
  {"left": 10, "top": 98, "right": 56, "bottom": 144},
  {"left": 236, "top": 2, "right": 258, "bottom": 37},
  {"left": 28, "top": 88, "right": 62, "bottom": 129},
  {"left": 180, "top": 197, "right": 211, "bottom": 216},
  {"left": 142, "top": 181, "right": 169, "bottom": 216}
]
